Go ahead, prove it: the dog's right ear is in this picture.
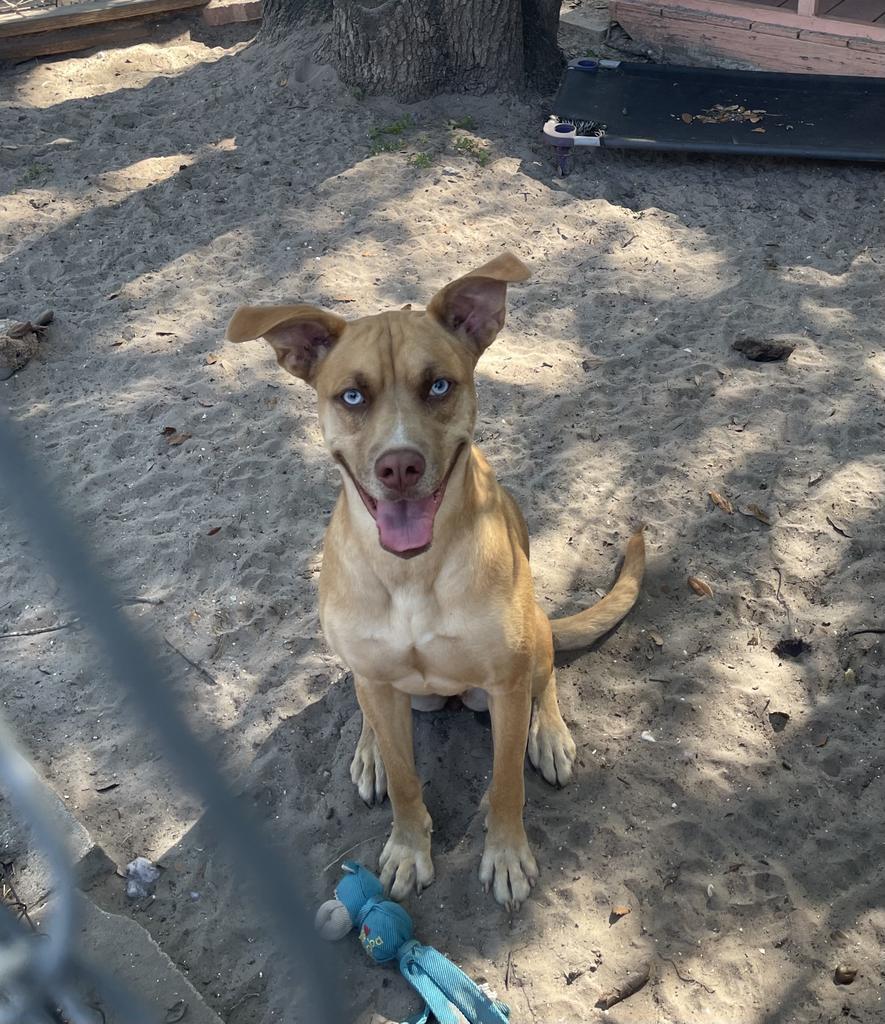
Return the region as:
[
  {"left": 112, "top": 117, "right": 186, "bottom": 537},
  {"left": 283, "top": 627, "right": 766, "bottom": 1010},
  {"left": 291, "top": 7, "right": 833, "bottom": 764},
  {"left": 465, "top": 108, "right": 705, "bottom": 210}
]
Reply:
[
  {"left": 226, "top": 304, "right": 347, "bottom": 385},
  {"left": 427, "top": 252, "right": 531, "bottom": 357}
]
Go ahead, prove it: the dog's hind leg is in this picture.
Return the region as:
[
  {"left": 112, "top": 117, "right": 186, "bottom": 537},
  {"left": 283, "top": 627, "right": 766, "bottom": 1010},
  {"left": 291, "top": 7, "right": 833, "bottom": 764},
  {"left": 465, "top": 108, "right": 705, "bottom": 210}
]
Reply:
[
  {"left": 527, "top": 670, "right": 577, "bottom": 787},
  {"left": 351, "top": 696, "right": 445, "bottom": 805},
  {"left": 526, "top": 606, "right": 577, "bottom": 788},
  {"left": 350, "top": 715, "right": 387, "bottom": 805}
]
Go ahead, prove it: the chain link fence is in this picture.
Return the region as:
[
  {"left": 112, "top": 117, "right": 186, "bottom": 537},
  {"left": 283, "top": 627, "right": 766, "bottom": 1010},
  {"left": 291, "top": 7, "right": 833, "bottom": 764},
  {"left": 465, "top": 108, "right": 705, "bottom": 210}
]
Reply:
[
  {"left": 0, "top": 0, "right": 58, "bottom": 17},
  {"left": 0, "top": 410, "right": 345, "bottom": 1024}
]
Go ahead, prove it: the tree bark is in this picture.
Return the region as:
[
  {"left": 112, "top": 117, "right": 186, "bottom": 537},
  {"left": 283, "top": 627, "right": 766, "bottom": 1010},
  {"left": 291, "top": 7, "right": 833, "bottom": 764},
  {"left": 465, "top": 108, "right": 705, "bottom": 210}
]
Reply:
[
  {"left": 521, "top": 0, "right": 564, "bottom": 93},
  {"left": 262, "top": 0, "right": 329, "bottom": 42},
  {"left": 330, "top": 0, "right": 452, "bottom": 101},
  {"left": 262, "top": 0, "right": 563, "bottom": 102}
]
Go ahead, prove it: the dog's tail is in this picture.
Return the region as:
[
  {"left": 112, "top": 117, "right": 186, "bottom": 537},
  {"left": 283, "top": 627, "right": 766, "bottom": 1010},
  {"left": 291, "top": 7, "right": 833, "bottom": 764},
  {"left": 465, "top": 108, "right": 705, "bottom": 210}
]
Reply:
[{"left": 550, "top": 528, "right": 646, "bottom": 653}]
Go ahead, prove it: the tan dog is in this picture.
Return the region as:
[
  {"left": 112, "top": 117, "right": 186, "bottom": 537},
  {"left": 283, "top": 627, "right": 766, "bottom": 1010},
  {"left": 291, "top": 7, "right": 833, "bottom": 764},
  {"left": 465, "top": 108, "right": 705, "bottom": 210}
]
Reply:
[{"left": 227, "top": 253, "right": 644, "bottom": 909}]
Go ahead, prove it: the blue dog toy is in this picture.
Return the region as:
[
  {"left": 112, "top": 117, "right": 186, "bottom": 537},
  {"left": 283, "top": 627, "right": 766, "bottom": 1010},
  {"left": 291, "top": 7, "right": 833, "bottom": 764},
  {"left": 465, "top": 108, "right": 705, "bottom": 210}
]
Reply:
[{"left": 316, "top": 862, "right": 510, "bottom": 1024}]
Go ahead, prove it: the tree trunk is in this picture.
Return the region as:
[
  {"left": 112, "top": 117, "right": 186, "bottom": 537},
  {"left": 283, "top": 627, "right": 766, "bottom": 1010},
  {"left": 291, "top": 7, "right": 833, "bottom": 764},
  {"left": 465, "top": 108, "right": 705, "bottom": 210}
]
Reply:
[
  {"left": 262, "top": 0, "right": 329, "bottom": 42},
  {"left": 262, "top": 0, "right": 563, "bottom": 101},
  {"left": 520, "top": 0, "right": 564, "bottom": 93}
]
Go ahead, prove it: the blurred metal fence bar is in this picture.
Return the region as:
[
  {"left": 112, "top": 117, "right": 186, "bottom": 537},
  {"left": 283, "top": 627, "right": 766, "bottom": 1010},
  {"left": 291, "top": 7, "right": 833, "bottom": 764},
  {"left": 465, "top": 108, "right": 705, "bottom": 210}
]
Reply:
[
  {"left": 0, "top": 718, "right": 156, "bottom": 1024},
  {"left": 0, "top": 410, "right": 346, "bottom": 1024},
  {"left": 0, "top": 0, "right": 59, "bottom": 14},
  {"left": 0, "top": 713, "right": 77, "bottom": 1024}
]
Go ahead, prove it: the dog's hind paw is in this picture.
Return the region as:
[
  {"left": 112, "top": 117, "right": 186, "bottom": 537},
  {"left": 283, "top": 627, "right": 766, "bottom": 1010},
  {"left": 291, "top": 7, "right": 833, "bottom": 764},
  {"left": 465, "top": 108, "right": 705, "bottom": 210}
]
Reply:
[
  {"left": 528, "top": 707, "right": 577, "bottom": 788},
  {"left": 350, "top": 721, "right": 387, "bottom": 805},
  {"left": 479, "top": 830, "right": 538, "bottom": 911}
]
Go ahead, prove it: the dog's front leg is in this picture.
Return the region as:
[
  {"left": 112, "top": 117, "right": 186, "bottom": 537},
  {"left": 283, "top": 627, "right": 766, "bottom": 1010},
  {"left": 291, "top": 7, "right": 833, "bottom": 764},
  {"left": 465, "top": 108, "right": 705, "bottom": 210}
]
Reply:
[
  {"left": 354, "top": 675, "right": 434, "bottom": 898},
  {"left": 480, "top": 684, "right": 539, "bottom": 910}
]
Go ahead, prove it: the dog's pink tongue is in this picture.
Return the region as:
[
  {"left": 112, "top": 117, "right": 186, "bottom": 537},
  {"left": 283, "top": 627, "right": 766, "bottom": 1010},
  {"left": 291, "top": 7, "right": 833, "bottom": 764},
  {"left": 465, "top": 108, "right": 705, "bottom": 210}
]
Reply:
[{"left": 375, "top": 497, "right": 436, "bottom": 554}]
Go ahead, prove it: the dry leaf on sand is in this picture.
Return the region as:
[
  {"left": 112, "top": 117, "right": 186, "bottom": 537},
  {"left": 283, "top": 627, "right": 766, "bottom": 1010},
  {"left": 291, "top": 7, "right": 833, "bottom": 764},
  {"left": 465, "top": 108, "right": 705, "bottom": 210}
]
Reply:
[
  {"left": 709, "top": 490, "right": 734, "bottom": 514},
  {"left": 739, "top": 503, "right": 771, "bottom": 526},
  {"left": 688, "top": 576, "right": 714, "bottom": 598}
]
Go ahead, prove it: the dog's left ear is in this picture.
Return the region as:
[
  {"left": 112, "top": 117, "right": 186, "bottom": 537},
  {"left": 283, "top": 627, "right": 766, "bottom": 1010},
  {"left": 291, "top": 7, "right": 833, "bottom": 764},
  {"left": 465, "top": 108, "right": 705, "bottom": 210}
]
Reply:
[
  {"left": 226, "top": 304, "right": 347, "bottom": 385},
  {"left": 427, "top": 252, "right": 531, "bottom": 356}
]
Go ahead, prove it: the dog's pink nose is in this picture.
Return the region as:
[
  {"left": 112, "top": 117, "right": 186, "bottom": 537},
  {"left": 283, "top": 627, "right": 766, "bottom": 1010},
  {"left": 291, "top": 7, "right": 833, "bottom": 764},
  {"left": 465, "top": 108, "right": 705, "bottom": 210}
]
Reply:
[{"left": 374, "top": 449, "right": 426, "bottom": 494}]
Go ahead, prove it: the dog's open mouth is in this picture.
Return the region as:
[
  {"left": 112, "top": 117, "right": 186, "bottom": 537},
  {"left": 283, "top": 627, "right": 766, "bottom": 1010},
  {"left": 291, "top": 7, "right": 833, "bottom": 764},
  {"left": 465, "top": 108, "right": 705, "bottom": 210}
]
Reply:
[{"left": 348, "top": 444, "right": 465, "bottom": 558}]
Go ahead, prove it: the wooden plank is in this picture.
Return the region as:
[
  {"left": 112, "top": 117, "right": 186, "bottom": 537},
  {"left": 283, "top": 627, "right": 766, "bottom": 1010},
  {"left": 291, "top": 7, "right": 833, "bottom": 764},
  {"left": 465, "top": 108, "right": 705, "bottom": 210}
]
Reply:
[
  {"left": 0, "top": 16, "right": 156, "bottom": 59},
  {"left": 202, "top": 0, "right": 261, "bottom": 24},
  {"left": 612, "top": 0, "right": 885, "bottom": 71},
  {"left": 848, "top": 31, "right": 885, "bottom": 45},
  {"left": 797, "top": 0, "right": 820, "bottom": 16},
  {"left": 799, "top": 26, "right": 850, "bottom": 39},
  {"left": 680, "top": 0, "right": 798, "bottom": 11},
  {"left": 739, "top": 0, "right": 795, "bottom": 9},
  {"left": 750, "top": 20, "right": 802, "bottom": 33},
  {"left": 644, "top": 2, "right": 755, "bottom": 26},
  {"left": 824, "top": 0, "right": 885, "bottom": 22},
  {"left": 0, "top": 0, "right": 206, "bottom": 40},
  {"left": 615, "top": 0, "right": 885, "bottom": 41}
]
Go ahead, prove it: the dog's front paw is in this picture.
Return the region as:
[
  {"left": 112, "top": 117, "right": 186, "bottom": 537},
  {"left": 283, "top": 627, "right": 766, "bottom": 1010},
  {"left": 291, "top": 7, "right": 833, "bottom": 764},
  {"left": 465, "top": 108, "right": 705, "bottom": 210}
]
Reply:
[
  {"left": 379, "top": 821, "right": 434, "bottom": 900},
  {"left": 350, "top": 723, "right": 387, "bottom": 805},
  {"left": 528, "top": 707, "right": 577, "bottom": 787},
  {"left": 479, "top": 829, "right": 539, "bottom": 911}
]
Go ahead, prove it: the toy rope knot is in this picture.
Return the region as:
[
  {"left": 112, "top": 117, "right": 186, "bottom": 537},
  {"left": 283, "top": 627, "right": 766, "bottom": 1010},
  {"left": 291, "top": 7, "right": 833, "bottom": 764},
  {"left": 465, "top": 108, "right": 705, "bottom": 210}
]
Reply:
[{"left": 316, "top": 861, "right": 510, "bottom": 1024}]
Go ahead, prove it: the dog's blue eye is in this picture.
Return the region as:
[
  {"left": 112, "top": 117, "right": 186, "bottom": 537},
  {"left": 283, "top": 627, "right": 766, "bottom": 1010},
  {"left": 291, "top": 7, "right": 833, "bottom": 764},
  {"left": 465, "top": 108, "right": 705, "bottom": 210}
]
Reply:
[
  {"left": 341, "top": 388, "right": 364, "bottom": 406},
  {"left": 429, "top": 379, "right": 451, "bottom": 397}
]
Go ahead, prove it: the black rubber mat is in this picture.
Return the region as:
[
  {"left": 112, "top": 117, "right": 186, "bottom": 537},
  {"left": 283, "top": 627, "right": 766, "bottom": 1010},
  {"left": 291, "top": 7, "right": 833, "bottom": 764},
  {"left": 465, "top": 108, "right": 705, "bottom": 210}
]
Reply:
[{"left": 551, "top": 59, "right": 885, "bottom": 162}]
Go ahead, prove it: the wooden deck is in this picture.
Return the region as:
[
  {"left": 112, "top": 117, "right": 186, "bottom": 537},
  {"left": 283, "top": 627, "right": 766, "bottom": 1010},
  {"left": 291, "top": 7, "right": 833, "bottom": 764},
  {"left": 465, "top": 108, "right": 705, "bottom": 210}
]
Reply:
[
  {"left": 737, "top": 0, "right": 885, "bottom": 23},
  {"left": 611, "top": 0, "right": 885, "bottom": 75},
  {"left": 0, "top": 0, "right": 208, "bottom": 61}
]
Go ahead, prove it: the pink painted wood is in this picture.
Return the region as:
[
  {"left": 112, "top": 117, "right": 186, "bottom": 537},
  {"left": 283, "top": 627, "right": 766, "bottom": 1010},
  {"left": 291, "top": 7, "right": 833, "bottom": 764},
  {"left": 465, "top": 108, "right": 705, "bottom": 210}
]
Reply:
[
  {"left": 614, "top": 0, "right": 885, "bottom": 41},
  {"left": 824, "top": 0, "right": 885, "bottom": 23},
  {"left": 611, "top": 0, "right": 885, "bottom": 72}
]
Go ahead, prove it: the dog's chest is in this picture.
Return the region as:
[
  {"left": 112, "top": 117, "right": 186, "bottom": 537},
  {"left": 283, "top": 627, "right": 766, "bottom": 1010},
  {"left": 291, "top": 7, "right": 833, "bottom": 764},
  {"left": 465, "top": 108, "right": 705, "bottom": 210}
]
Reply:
[{"left": 324, "top": 581, "right": 498, "bottom": 695}]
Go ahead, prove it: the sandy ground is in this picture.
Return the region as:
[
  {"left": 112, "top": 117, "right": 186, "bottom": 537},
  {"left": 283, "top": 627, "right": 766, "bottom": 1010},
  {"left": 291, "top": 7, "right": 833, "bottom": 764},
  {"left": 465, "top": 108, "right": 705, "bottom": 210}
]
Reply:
[{"left": 2, "top": 13, "right": 884, "bottom": 1024}]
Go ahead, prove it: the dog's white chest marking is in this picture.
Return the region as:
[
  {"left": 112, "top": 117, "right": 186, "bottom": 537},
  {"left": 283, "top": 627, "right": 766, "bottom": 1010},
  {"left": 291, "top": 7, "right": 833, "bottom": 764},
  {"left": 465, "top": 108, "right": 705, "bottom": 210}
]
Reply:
[
  {"left": 326, "top": 581, "right": 496, "bottom": 696},
  {"left": 387, "top": 583, "right": 441, "bottom": 650}
]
